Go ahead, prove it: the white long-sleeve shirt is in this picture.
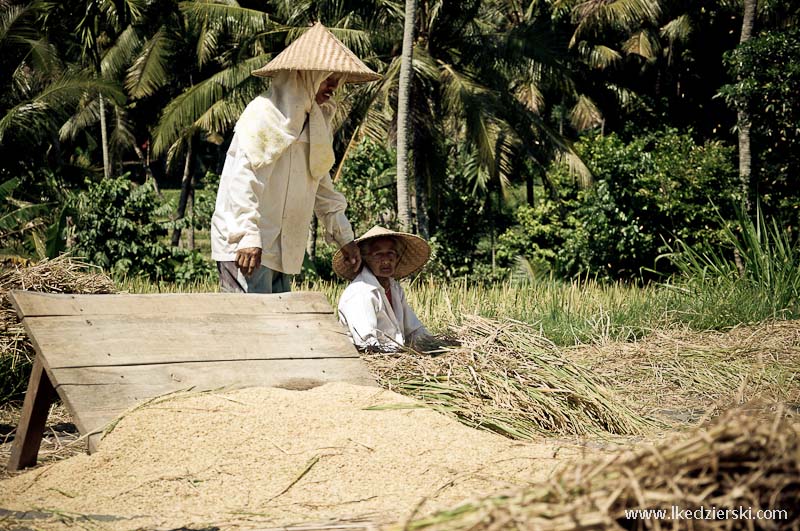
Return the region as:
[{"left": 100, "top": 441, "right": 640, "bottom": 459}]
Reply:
[
  {"left": 337, "top": 268, "right": 429, "bottom": 350},
  {"left": 210, "top": 127, "right": 354, "bottom": 274}
]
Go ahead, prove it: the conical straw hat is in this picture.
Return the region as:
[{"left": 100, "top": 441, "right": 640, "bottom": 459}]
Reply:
[
  {"left": 333, "top": 226, "right": 431, "bottom": 280},
  {"left": 252, "top": 22, "right": 381, "bottom": 83}
]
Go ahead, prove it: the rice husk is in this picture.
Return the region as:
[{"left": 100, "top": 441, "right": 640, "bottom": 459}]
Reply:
[
  {"left": 403, "top": 406, "right": 800, "bottom": 531},
  {"left": 0, "top": 382, "right": 592, "bottom": 530}
]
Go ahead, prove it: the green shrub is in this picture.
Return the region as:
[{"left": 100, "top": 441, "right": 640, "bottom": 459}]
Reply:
[
  {"left": 663, "top": 205, "right": 800, "bottom": 325},
  {"left": 72, "top": 175, "right": 212, "bottom": 282},
  {"left": 497, "top": 129, "right": 738, "bottom": 281}
]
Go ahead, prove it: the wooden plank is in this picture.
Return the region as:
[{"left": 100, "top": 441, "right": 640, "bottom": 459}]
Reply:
[
  {"left": 54, "top": 358, "right": 377, "bottom": 450},
  {"left": 9, "top": 291, "right": 334, "bottom": 318},
  {"left": 21, "top": 314, "right": 356, "bottom": 369},
  {"left": 7, "top": 356, "right": 57, "bottom": 471}
]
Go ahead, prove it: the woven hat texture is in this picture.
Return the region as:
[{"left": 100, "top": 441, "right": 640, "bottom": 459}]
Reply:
[
  {"left": 333, "top": 226, "right": 431, "bottom": 280},
  {"left": 252, "top": 22, "right": 381, "bottom": 83}
]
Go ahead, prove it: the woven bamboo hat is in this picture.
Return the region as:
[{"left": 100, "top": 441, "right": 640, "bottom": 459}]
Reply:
[
  {"left": 252, "top": 22, "right": 381, "bottom": 83},
  {"left": 333, "top": 226, "right": 431, "bottom": 280}
]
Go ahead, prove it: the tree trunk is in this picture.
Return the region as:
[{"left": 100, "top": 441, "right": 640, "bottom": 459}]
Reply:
[
  {"left": 187, "top": 179, "right": 195, "bottom": 251},
  {"left": 526, "top": 172, "right": 534, "bottom": 206},
  {"left": 413, "top": 125, "right": 429, "bottom": 238},
  {"left": 396, "top": 0, "right": 417, "bottom": 231},
  {"left": 306, "top": 214, "right": 318, "bottom": 263},
  {"left": 133, "top": 142, "right": 161, "bottom": 195},
  {"left": 171, "top": 139, "right": 194, "bottom": 247},
  {"left": 737, "top": 0, "right": 757, "bottom": 214},
  {"left": 99, "top": 94, "right": 110, "bottom": 179}
]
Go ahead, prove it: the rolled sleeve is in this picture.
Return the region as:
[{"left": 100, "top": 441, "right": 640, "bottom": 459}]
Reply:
[
  {"left": 227, "top": 150, "right": 273, "bottom": 251},
  {"left": 314, "top": 172, "right": 355, "bottom": 248}
]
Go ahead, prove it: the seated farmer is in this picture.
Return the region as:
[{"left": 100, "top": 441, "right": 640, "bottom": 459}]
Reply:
[{"left": 334, "top": 226, "right": 431, "bottom": 350}]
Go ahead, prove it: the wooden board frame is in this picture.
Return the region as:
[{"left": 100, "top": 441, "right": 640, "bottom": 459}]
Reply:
[{"left": 7, "top": 291, "right": 373, "bottom": 471}]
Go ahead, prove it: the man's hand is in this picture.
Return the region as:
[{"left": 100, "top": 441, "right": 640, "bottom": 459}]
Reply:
[
  {"left": 235, "top": 247, "right": 262, "bottom": 277},
  {"left": 340, "top": 240, "right": 361, "bottom": 274}
]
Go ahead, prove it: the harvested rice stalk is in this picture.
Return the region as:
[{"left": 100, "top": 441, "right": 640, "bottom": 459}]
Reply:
[
  {"left": 0, "top": 256, "right": 114, "bottom": 402},
  {"left": 363, "top": 316, "right": 655, "bottom": 438},
  {"left": 403, "top": 407, "right": 800, "bottom": 531}
]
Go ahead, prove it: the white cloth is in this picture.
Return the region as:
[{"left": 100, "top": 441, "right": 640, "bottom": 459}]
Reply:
[
  {"left": 338, "top": 268, "right": 429, "bottom": 349},
  {"left": 210, "top": 71, "right": 353, "bottom": 274}
]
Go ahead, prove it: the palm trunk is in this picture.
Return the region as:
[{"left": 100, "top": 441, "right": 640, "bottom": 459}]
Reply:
[
  {"left": 187, "top": 182, "right": 195, "bottom": 250},
  {"left": 413, "top": 124, "right": 429, "bottom": 238},
  {"left": 99, "top": 94, "right": 110, "bottom": 179},
  {"left": 737, "top": 0, "right": 757, "bottom": 214},
  {"left": 396, "top": 0, "right": 417, "bottom": 231},
  {"left": 171, "top": 139, "right": 194, "bottom": 247},
  {"left": 307, "top": 214, "right": 318, "bottom": 263}
]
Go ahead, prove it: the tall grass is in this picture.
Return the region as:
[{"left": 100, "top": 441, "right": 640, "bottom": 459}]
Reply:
[
  {"left": 663, "top": 206, "right": 800, "bottom": 328},
  {"left": 299, "top": 276, "right": 670, "bottom": 346},
  {"left": 119, "top": 206, "right": 799, "bottom": 347}
]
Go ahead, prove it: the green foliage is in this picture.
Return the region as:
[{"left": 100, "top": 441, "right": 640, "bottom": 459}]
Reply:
[
  {"left": 496, "top": 129, "right": 738, "bottom": 280},
  {"left": 71, "top": 174, "right": 211, "bottom": 282},
  {"left": 720, "top": 27, "right": 800, "bottom": 226},
  {"left": 663, "top": 205, "right": 800, "bottom": 325},
  {"left": 335, "top": 138, "right": 397, "bottom": 236}
]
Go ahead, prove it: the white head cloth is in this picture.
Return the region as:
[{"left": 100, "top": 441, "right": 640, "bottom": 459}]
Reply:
[{"left": 234, "top": 70, "right": 336, "bottom": 178}]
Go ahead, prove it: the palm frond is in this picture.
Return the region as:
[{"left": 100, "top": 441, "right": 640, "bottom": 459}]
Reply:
[
  {"left": 575, "top": 41, "right": 622, "bottom": 69},
  {"left": 570, "top": 0, "right": 661, "bottom": 46},
  {"left": 101, "top": 25, "right": 143, "bottom": 78},
  {"left": 151, "top": 54, "right": 270, "bottom": 156},
  {"left": 110, "top": 103, "right": 137, "bottom": 155},
  {"left": 196, "top": 22, "right": 220, "bottom": 67},
  {"left": 59, "top": 96, "right": 100, "bottom": 142},
  {"left": 125, "top": 26, "right": 172, "bottom": 99},
  {"left": 180, "top": 1, "right": 275, "bottom": 35},
  {"left": 0, "top": 74, "right": 124, "bottom": 143},
  {"left": 569, "top": 94, "right": 603, "bottom": 131},
  {"left": 622, "top": 28, "right": 660, "bottom": 61}
]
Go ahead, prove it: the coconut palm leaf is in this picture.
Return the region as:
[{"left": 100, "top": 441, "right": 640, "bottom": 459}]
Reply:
[
  {"left": 569, "top": 94, "right": 603, "bottom": 131},
  {"left": 574, "top": 42, "right": 622, "bottom": 69},
  {"left": 623, "top": 28, "right": 660, "bottom": 61},
  {"left": 125, "top": 26, "right": 173, "bottom": 99},
  {"left": 59, "top": 96, "right": 101, "bottom": 142},
  {"left": 101, "top": 24, "right": 143, "bottom": 78},
  {"left": 151, "top": 54, "right": 271, "bottom": 156},
  {"left": 570, "top": 0, "right": 661, "bottom": 46},
  {"left": 0, "top": 74, "right": 124, "bottom": 143},
  {"left": 179, "top": 1, "right": 276, "bottom": 38}
]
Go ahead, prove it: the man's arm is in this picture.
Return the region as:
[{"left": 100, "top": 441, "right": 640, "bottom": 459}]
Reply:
[
  {"left": 226, "top": 142, "right": 274, "bottom": 276},
  {"left": 314, "top": 173, "right": 361, "bottom": 272}
]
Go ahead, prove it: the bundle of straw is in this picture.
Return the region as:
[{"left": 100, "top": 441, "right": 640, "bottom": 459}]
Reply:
[
  {"left": 364, "top": 316, "right": 653, "bottom": 438},
  {"left": 0, "top": 256, "right": 115, "bottom": 401},
  {"left": 406, "top": 407, "right": 800, "bottom": 531}
]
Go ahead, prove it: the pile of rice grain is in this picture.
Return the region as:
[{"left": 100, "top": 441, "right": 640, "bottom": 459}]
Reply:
[{"left": 0, "top": 382, "right": 589, "bottom": 531}]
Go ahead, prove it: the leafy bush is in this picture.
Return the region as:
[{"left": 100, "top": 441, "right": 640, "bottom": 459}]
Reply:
[
  {"left": 71, "top": 175, "right": 212, "bottom": 282},
  {"left": 335, "top": 138, "right": 397, "bottom": 236},
  {"left": 497, "top": 129, "right": 738, "bottom": 281},
  {"left": 720, "top": 27, "right": 800, "bottom": 227}
]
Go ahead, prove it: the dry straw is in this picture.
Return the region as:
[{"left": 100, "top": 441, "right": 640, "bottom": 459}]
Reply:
[
  {"left": 404, "top": 406, "right": 800, "bottom": 531},
  {"left": 0, "top": 256, "right": 115, "bottom": 400},
  {"left": 363, "top": 315, "right": 655, "bottom": 438}
]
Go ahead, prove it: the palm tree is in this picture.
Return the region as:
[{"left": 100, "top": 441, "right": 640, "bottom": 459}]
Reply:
[
  {"left": 0, "top": 1, "right": 123, "bottom": 170},
  {"left": 396, "top": 0, "right": 416, "bottom": 232},
  {"left": 737, "top": 0, "right": 757, "bottom": 213}
]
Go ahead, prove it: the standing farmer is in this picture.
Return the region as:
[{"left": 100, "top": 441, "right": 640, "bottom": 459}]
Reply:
[{"left": 211, "top": 23, "right": 381, "bottom": 293}]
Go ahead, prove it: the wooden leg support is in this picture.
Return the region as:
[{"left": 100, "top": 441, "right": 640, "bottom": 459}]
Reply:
[{"left": 7, "top": 356, "right": 57, "bottom": 472}]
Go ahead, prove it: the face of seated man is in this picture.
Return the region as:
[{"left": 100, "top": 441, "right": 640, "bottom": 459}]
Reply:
[{"left": 362, "top": 237, "right": 399, "bottom": 288}]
